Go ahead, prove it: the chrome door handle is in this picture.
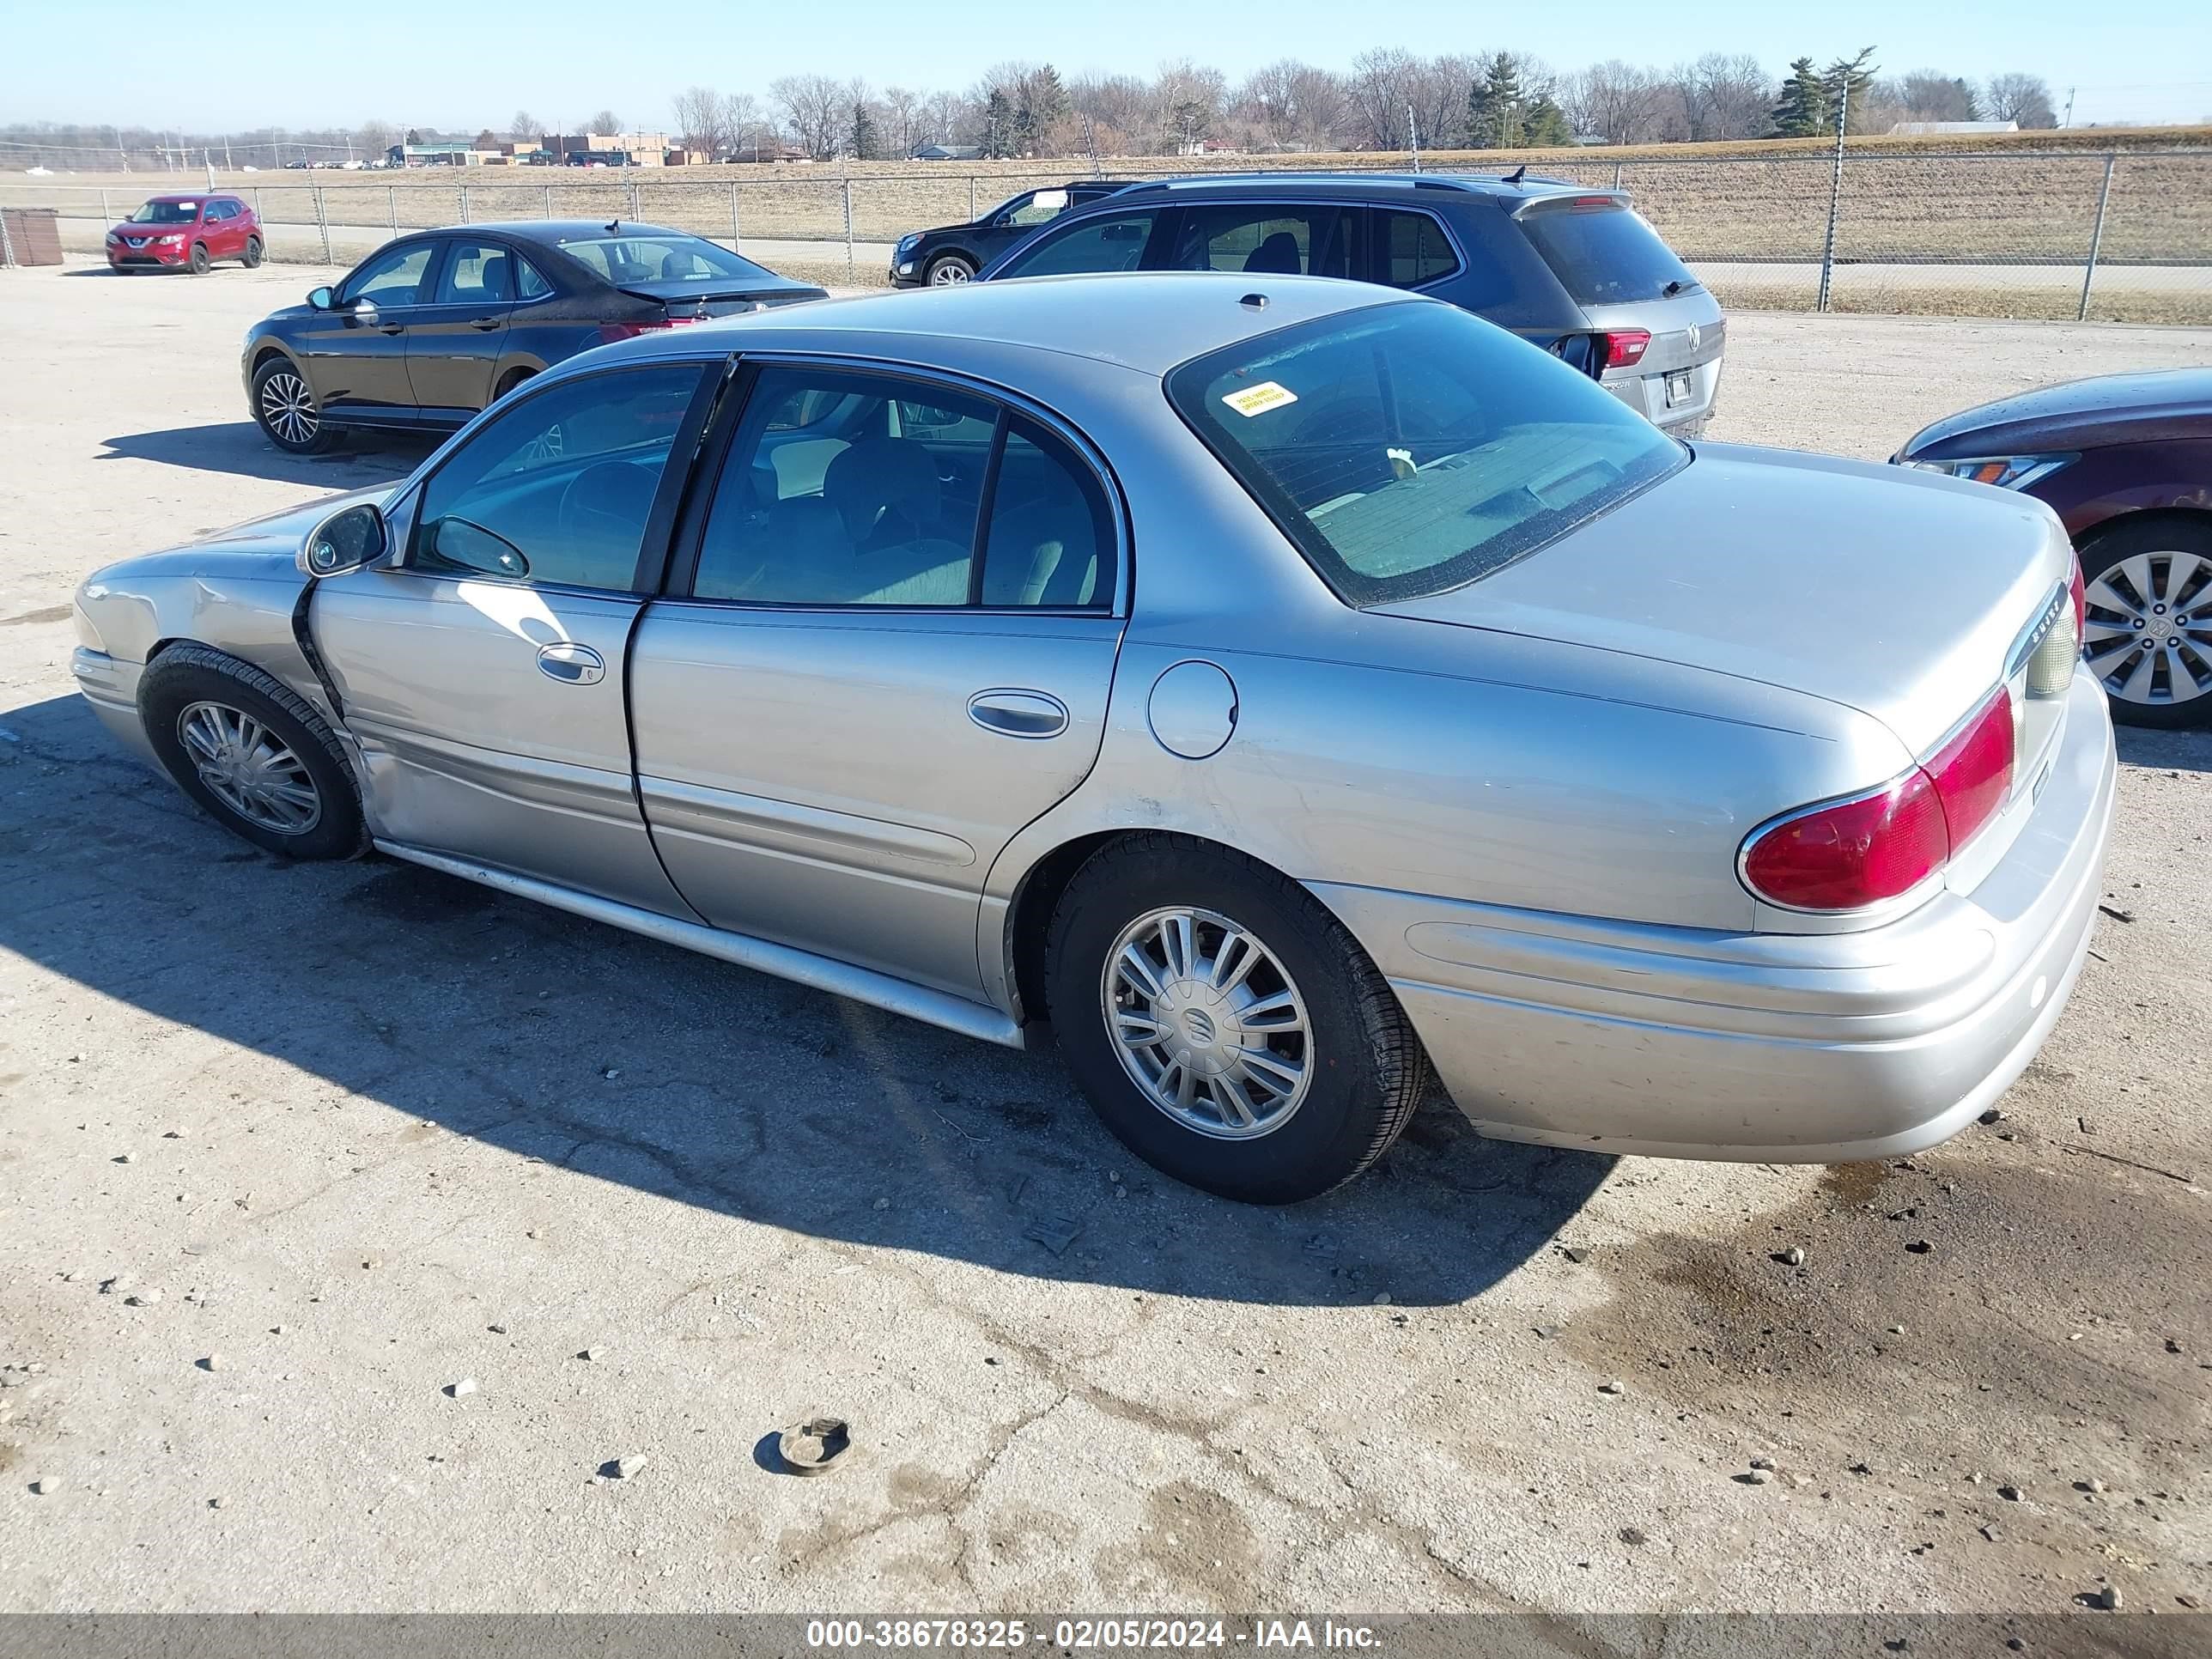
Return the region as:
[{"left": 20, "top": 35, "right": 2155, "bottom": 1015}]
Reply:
[
  {"left": 537, "top": 641, "right": 605, "bottom": 685},
  {"left": 967, "top": 689, "right": 1068, "bottom": 739}
]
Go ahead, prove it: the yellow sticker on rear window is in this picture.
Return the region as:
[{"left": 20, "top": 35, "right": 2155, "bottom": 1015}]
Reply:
[{"left": 1222, "top": 380, "right": 1298, "bottom": 417}]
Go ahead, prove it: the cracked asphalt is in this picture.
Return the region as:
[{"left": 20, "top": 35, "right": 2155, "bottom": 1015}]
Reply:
[{"left": 0, "top": 263, "right": 2208, "bottom": 1615}]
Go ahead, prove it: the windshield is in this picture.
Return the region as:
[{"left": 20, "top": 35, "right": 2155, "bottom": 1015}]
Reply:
[
  {"left": 128, "top": 200, "right": 200, "bottom": 224},
  {"left": 1519, "top": 203, "right": 1699, "bottom": 305},
  {"left": 553, "top": 233, "right": 773, "bottom": 286},
  {"left": 1166, "top": 301, "right": 1685, "bottom": 606}
]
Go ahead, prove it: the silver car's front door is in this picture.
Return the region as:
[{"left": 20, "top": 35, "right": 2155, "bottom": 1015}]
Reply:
[
  {"left": 627, "top": 364, "right": 1127, "bottom": 997},
  {"left": 310, "top": 361, "right": 714, "bottom": 913}
]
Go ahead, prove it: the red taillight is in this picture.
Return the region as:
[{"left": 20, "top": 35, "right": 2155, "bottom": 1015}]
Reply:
[
  {"left": 596, "top": 315, "right": 705, "bottom": 344},
  {"left": 1741, "top": 688, "right": 2015, "bottom": 913},
  {"left": 2069, "top": 559, "right": 2087, "bottom": 640},
  {"left": 1601, "top": 329, "right": 1651, "bottom": 369}
]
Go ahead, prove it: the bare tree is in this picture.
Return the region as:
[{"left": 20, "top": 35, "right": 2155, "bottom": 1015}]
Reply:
[
  {"left": 1670, "top": 53, "right": 1771, "bottom": 141},
  {"left": 1409, "top": 54, "right": 1478, "bottom": 153},
  {"left": 881, "top": 86, "right": 924, "bottom": 158},
  {"left": 1563, "top": 61, "right": 1670, "bottom": 144},
  {"left": 1982, "top": 71, "right": 2058, "bottom": 128},
  {"left": 1072, "top": 73, "right": 1155, "bottom": 153},
  {"left": 1237, "top": 61, "right": 1304, "bottom": 149},
  {"left": 671, "top": 87, "right": 726, "bottom": 156},
  {"left": 770, "top": 74, "right": 843, "bottom": 159},
  {"left": 719, "top": 92, "right": 768, "bottom": 160},
  {"left": 507, "top": 110, "right": 539, "bottom": 143},
  {"left": 1346, "top": 48, "right": 1418, "bottom": 149},
  {"left": 1152, "top": 58, "right": 1226, "bottom": 152},
  {"left": 920, "top": 89, "right": 968, "bottom": 146},
  {"left": 356, "top": 118, "right": 398, "bottom": 157},
  {"left": 1893, "top": 70, "right": 1979, "bottom": 122},
  {"left": 586, "top": 109, "right": 623, "bottom": 138}
]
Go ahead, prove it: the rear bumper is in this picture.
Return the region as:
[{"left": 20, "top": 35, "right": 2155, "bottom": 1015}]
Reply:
[
  {"left": 1314, "top": 667, "right": 2116, "bottom": 1163},
  {"left": 1606, "top": 353, "right": 1722, "bottom": 432}
]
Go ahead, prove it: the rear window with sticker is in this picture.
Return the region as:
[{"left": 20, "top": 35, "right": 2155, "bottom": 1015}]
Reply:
[{"left": 1165, "top": 299, "right": 1683, "bottom": 606}]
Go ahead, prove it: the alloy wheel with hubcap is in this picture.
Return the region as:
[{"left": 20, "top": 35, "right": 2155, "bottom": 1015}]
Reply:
[
  {"left": 1103, "top": 905, "right": 1312, "bottom": 1139},
  {"left": 2081, "top": 548, "right": 2212, "bottom": 716},
  {"left": 927, "top": 257, "right": 975, "bottom": 285},
  {"left": 176, "top": 701, "right": 323, "bottom": 835}
]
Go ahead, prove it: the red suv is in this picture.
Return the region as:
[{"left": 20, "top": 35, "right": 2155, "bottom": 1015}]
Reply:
[{"left": 106, "top": 194, "right": 264, "bottom": 274}]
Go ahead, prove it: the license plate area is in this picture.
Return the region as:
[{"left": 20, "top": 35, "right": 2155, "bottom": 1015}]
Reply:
[{"left": 1665, "top": 371, "right": 1693, "bottom": 409}]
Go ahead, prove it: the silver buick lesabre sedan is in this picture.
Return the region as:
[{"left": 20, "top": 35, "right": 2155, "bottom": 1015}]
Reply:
[{"left": 72, "top": 273, "right": 2115, "bottom": 1203}]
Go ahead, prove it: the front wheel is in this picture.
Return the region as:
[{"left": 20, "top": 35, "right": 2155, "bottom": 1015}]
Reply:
[
  {"left": 187, "top": 241, "right": 211, "bottom": 275},
  {"left": 1046, "top": 836, "right": 1430, "bottom": 1204},
  {"left": 2078, "top": 517, "right": 2212, "bottom": 729},
  {"left": 251, "top": 357, "right": 337, "bottom": 454},
  {"left": 241, "top": 234, "right": 264, "bottom": 268},
  {"left": 926, "top": 253, "right": 975, "bottom": 286},
  {"left": 138, "top": 645, "right": 368, "bottom": 860}
]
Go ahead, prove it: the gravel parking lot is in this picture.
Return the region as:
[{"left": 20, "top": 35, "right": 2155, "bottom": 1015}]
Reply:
[{"left": 1, "top": 262, "right": 2208, "bottom": 1618}]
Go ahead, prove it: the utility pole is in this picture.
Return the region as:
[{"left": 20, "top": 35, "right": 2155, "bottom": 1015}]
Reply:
[
  {"left": 222, "top": 134, "right": 233, "bottom": 171},
  {"left": 114, "top": 126, "right": 128, "bottom": 172},
  {"left": 1816, "top": 69, "right": 1849, "bottom": 313},
  {"left": 1407, "top": 102, "right": 1421, "bottom": 173},
  {"left": 2063, "top": 86, "right": 2076, "bottom": 127}
]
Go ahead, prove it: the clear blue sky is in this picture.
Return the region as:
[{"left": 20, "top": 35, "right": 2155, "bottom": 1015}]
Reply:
[{"left": 14, "top": 0, "right": 2210, "bottom": 131}]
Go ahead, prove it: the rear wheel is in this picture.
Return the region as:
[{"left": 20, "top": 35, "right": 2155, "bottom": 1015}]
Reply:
[
  {"left": 926, "top": 253, "right": 976, "bottom": 286},
  {"left": 2077, "top": 517, "right": 2212, "bottom": 729},
  {"left": 1046, "top": 836, "right": 1430, "bottom": 1204},
  {"left": 139, "top": 646, "right": 367, "bottom": 860},
  {"left": 242, "top": 234, "right": 264, "bottom": 268},
  {"left": 187, "top": 241, "right": 211, "bottom": 275},
  {"left": 252, "top": 357, "right": 338, "bottom": 455}
]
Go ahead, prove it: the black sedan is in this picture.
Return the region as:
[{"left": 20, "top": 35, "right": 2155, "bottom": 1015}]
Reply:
[
  {"left": 889, "top": 180, "right": 1132, "bottom": 287},
  {"left": 242, "top": 220, "right": 825, "bottom": 454}
]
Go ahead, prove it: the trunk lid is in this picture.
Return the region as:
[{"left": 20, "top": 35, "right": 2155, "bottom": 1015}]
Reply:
[
  {"left": 615, "top": 277, "right": 827, "bottom": 317},
  {"left": 1375, "top": 443, "right": 2072, "bottom": 756}
]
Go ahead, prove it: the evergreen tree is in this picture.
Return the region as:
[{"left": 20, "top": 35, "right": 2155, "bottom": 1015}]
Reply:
[
  {"left": 1016, "top": 64, "right": 1072, "bottom": 155},
  {"left": 848, "top": 99, "right": 878, "bottom": 161},
  {"left": 1466, "top": 52, "right": 1524, "bottom": 149},
  {"left": 1768, "top": 58, "right": 1830, "bottom": 137},
  {"left": 981, "top": 87, "right": 1014, "bottom": 159},
  {"left": 1520, "top": 94, "right": 1574, "bottom": 148},
  {"left": 1821, "top": 47, "right": 1879, "bottom": 135}
]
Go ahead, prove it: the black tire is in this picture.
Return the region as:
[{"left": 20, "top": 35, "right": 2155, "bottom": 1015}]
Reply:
[
  {"left": 242, "top": 234, "right": 264, "bottom": 269},
  {"left": 138, "top": 645, "right": 368, "bottom": 860},
  {"left": 250, "top": 356, "right": 339, "bottom": 455},
  {"left": 1045, "top": 835, "right": 1430, "bottom": 1204},
  {"left": 494, "top": 367, "right": 535, "bottom": 403},
  {"left": 187, "top": 241, "right": 211, "bottom": 275},
  {"left": 2076, "top": 515, "right": 2212, "bottom": 730},
  {"left": 925, "top": 253, "right": 976, "bottom": 286}
]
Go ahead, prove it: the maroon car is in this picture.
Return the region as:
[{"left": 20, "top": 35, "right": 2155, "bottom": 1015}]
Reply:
[
  {"left": 106, "top": 192, "right": 263, "bottom": 275},
  {"left": 1897, "top": 369, "right": 2212, "bottom": 728}
]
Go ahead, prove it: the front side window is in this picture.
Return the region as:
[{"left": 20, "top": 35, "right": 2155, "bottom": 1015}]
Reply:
[
  {"left": 412, "top": 365, "right": 705, "bottom": 592},
  {"left": 341, "top": 242, "right": 435, "bottom": 307},
  {"left": 1003, "top": 189, "right": 1069, "bottom": 228},
  {"left": 690, "top": 367, "right": 1111, "bottom": 611},
  {"left": 1167, "top": 301, "right": 1682, "bottom": 606},
  {"left": 434, "top": 240, "right": 515, "bottom": 305},
  {"left": 1168, "top": 205, "right": 1357, "bottom": 279},
  {"left": 999, "top": 210, "right": 1159, "bottom": 278}
]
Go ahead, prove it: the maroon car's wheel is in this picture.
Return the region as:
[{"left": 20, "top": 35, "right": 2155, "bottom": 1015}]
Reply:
[
  {"left": 2079, "top": 517, "right": 2212, "bottom": 729},
  {"left": 187, "top": 241, "right": 211, "bottom": 275},
  {"left": 242, "top": 234, "right": 264, "bottom": 269}
]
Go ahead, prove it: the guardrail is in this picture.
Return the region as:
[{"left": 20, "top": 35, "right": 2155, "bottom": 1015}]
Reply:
[{"left": 7, "top": 149, "right": 2209, "bottom": 324}]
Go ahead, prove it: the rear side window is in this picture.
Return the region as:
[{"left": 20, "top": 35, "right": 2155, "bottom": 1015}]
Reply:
[
  {"left": 1519, "top": 203, "right": 1698, "bottom": 305},
  {"left": 1167, "top": 204, "right": 1357, "bottom": 279},
  {"left": 1374, "top": 210, "right": 1460, "bottom": 288},
  {"left": 1000, "top": 211, "right": 1159, "bottom": 277},
  {"left": 1167, "top": 301, "right": 1682, "bottom": 607}
]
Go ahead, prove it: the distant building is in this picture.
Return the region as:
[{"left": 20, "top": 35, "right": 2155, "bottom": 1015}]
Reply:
[
  {"left": 538, "top": 131, "right": 672, "bottom": 167},
  {"left": 910, "top": 143, "right": 983, "bottom": 161},
  {"left": 387, "top": 142, "right": 482, "bottom": 167},
  {"left": 1889, "top": 119, "right": 2021, "bottom": 135}
]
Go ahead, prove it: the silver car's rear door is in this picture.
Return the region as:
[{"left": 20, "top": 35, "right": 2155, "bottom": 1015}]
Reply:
[
  {"left": 310, "top": 361, "right": 715, "bottom": 913},
  {"left": 627, "top": 362, "right": 1127, "bottom": 998}
]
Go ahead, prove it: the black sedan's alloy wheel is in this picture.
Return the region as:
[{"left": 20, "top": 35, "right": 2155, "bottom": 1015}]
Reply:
[
  {"left": 2079, "top": 517, "right": 2212, "bottom": 729},
  {"left": 251, "top": 357, "right": 337, "bottom": 455}
]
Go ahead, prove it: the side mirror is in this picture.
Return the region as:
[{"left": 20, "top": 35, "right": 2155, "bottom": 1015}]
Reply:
[
  {"left": 307, "top": 285, "right": 334, "bottom": 309},
  {"left": 300, "top": 501, "right": 387, "bottom": 578}
]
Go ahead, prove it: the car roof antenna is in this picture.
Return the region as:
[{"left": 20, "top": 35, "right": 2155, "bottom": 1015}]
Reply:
[
  {"left": 1504, "top": 165, "right": 1527, "bottom": 186},
  {"left": 605, "top": 218, "right": 621, "bottom": 234}
]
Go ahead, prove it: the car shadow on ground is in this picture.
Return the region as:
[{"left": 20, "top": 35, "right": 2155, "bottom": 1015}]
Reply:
[
  {"left": 99, "top": 422, "right": 431, "bottom": 488},
  {"left": 0, "top": 690, "right": 1614, "bottom": 1308},
  {"left": 2115, "top": 723, "right": 2212, "bottom": 775}
]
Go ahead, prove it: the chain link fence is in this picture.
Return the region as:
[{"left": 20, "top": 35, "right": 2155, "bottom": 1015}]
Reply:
[{"left": 7, "top": 149, "right": 2209, "bottom": 323}]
